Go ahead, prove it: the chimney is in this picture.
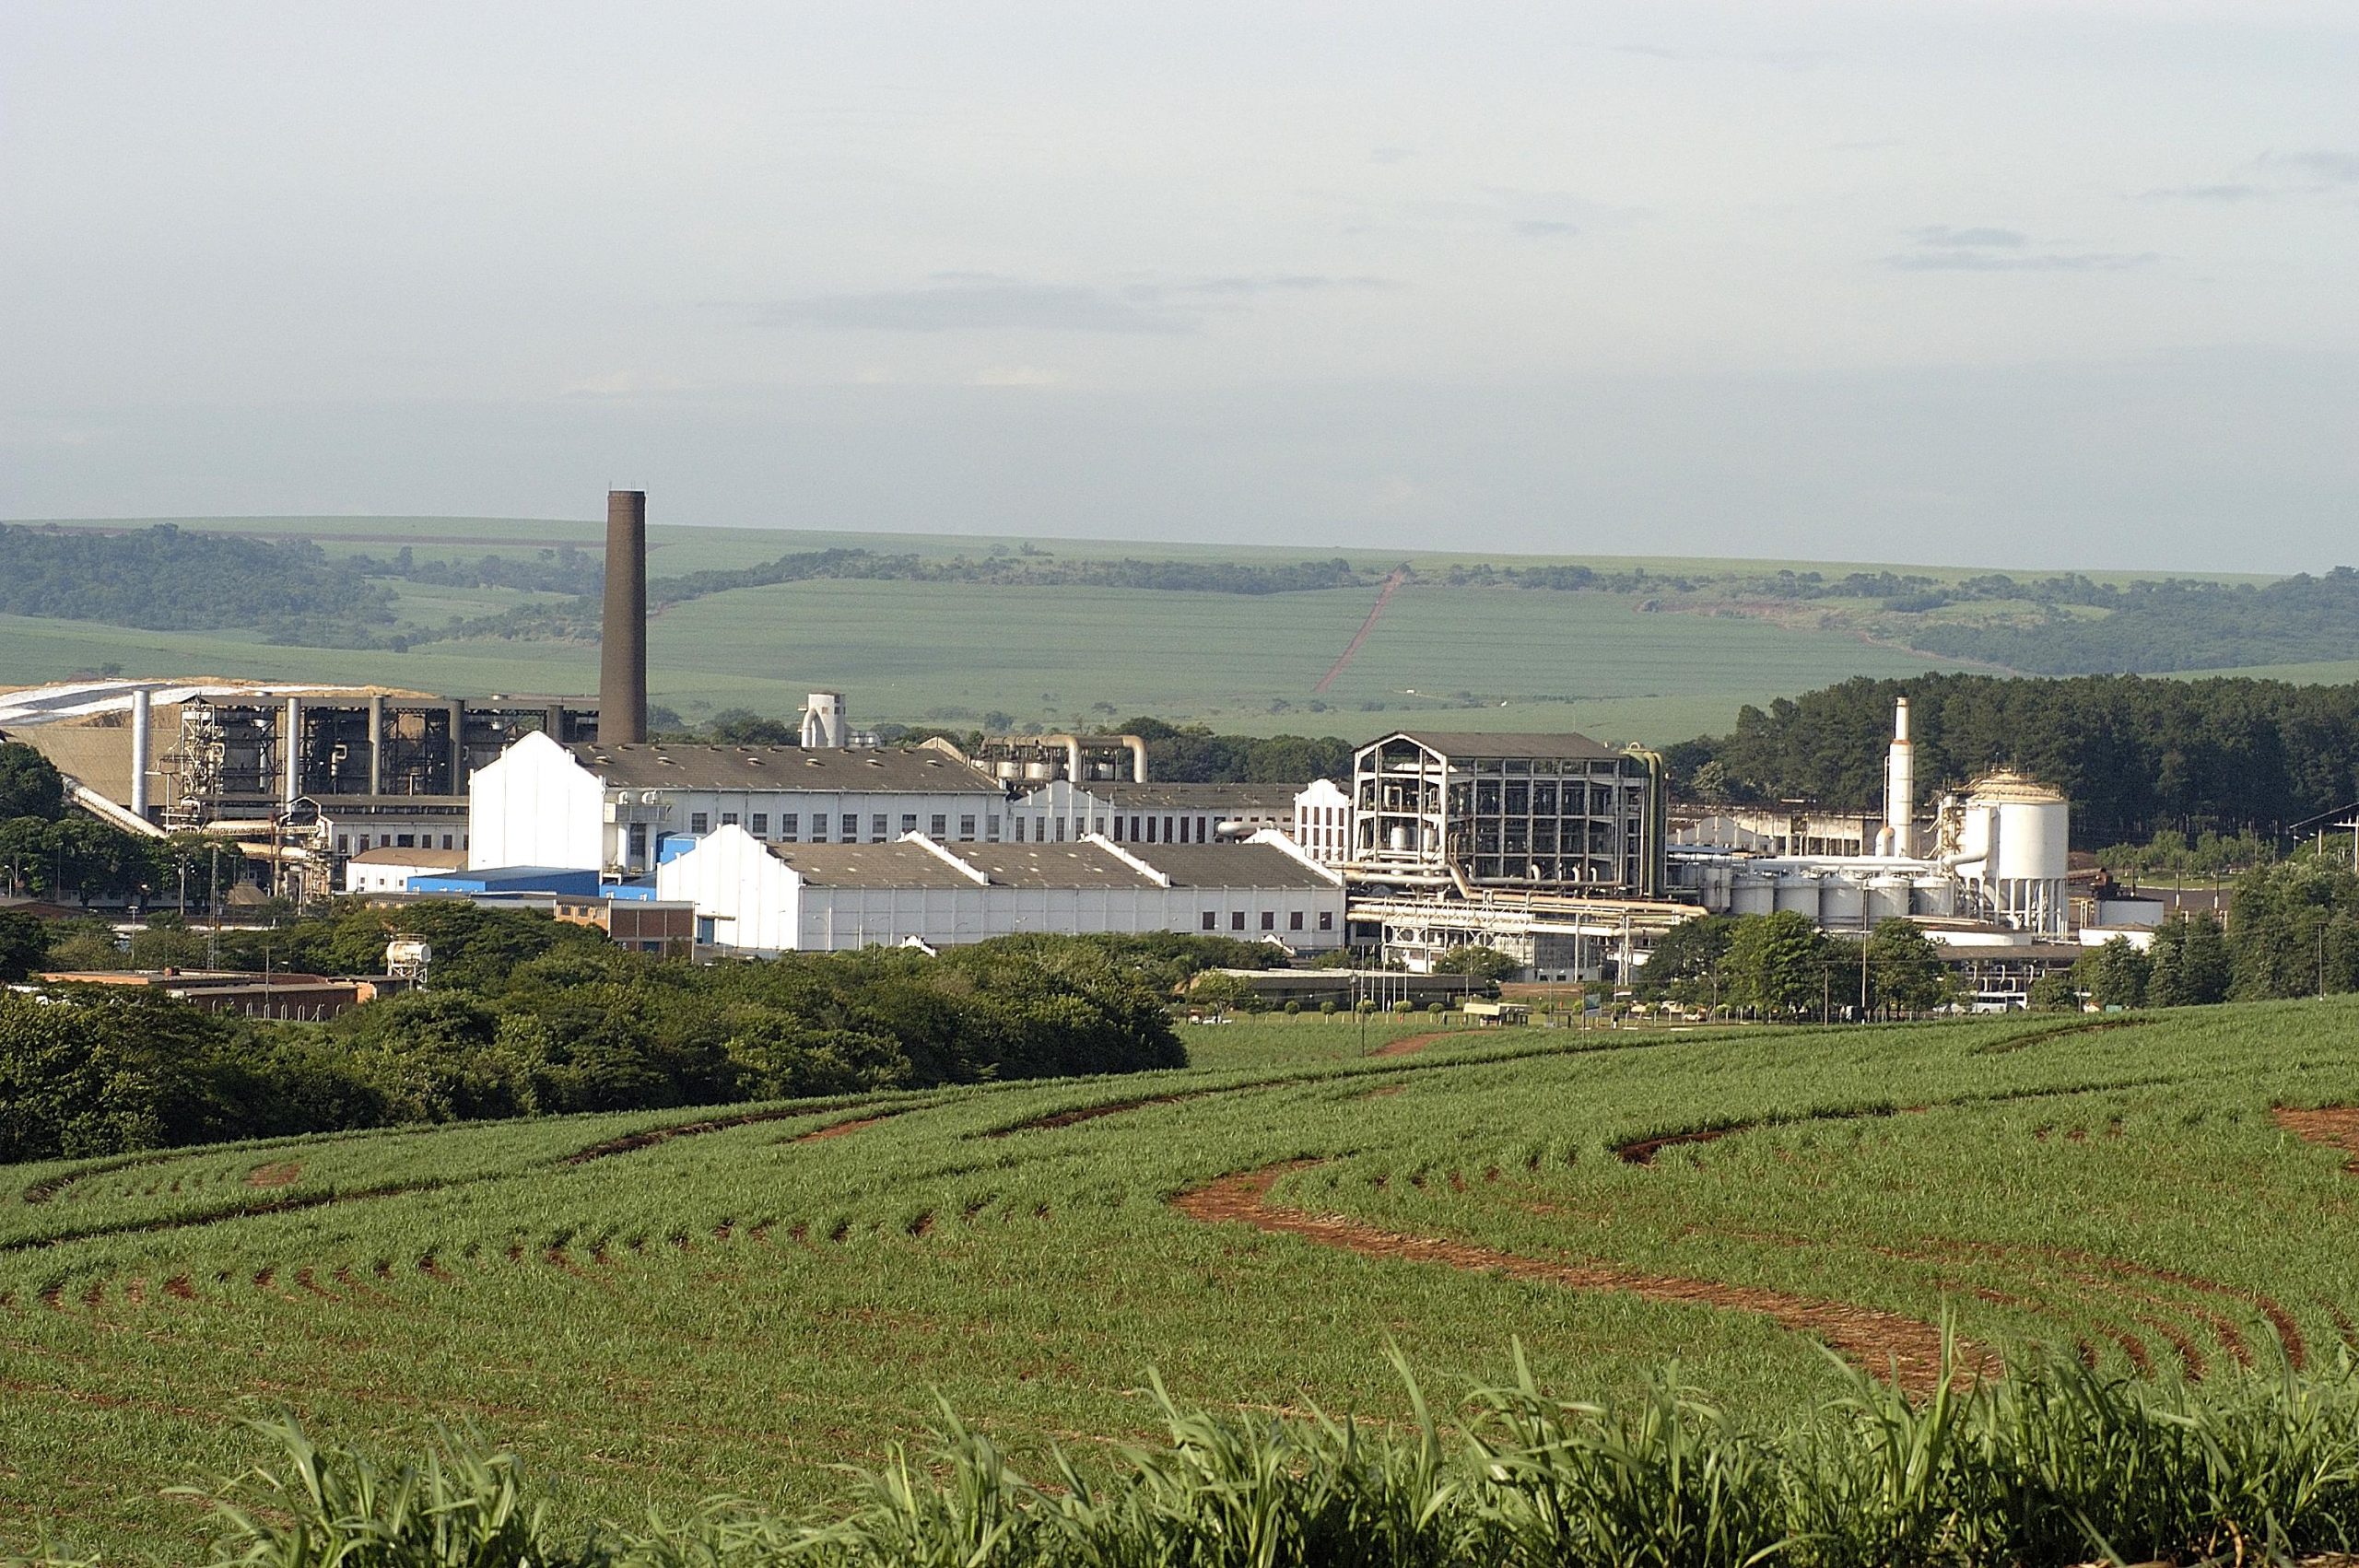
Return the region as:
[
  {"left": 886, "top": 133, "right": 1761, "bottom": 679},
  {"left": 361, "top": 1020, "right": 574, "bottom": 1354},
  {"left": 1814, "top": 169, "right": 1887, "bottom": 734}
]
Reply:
[
  {"left": 600, "top": 489, "right": 648, "bottom": 744},
  {"left": 1884, "top": 696, "right": 1914, "bottom": 854}
]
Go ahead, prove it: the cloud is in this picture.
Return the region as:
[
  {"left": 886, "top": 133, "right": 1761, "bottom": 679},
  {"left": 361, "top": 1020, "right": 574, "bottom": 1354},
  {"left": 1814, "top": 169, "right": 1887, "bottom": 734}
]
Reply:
[
  {"left": 1134, "top": 275, "right": 1400, "bottom": 298},
  {"left": 2262, "top": 149, "right": 2359, "bottom": 184},
  {"left": 759, "top": 281, "right": 1191, "bottom": 334},
  {"left": 1613, "top": 43, "right": 1830, "bottom": 69},
  {"left": 1512, "top": 219, "right": 1581, "bottom": 240},
  {"left": 1912, "top": 226, "right": 2025, "bottom": 249},
  {"left": 1368, "top": 146, "right": 1416, "bottom": 165},
  {"left": 1885, "top": 250, "right": 2159, "bottom": 273},
  {"left": 2138, "top": 182, "right": 2270, "bottom": 203}
]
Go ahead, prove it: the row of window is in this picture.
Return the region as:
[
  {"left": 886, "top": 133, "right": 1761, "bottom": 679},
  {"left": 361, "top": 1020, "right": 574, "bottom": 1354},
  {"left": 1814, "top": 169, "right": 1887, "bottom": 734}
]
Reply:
[
  {"left": 336, "top": 832, "right": 461, "bottom": 854},
  {"left": 1203, "top": 908, "right": 1333, "bottom": 933}
]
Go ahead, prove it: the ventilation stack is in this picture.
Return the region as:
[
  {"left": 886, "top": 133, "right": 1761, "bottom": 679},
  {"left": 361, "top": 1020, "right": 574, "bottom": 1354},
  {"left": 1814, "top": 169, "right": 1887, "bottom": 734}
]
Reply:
[
  {"left": 1880, "top": 697, "right": 1914, "bottom": 856},
  {"left": 600, "top": 489, "right": 649, "bottom": 744},
  {"left": 801, "top": 691, "right": 847, "bottom": 748}
]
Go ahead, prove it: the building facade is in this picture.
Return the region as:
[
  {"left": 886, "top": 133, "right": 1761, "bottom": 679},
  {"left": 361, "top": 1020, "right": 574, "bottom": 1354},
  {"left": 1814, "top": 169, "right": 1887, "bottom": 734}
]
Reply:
[
  {"left": 468, "top": 731, "right": 1013, "bottom": 875},
  {"left": 655, "top": 825, "right": 1345, "bottom": 955},
  {"left": 1347, "top": 731, "right": 1665, "bottom": 898},
  {"left": 1005, "top": 778, "right": 1296, "bottom": 848},
  {"left": 1292, "top": 778, "right": 1352, "bottom": 867}
]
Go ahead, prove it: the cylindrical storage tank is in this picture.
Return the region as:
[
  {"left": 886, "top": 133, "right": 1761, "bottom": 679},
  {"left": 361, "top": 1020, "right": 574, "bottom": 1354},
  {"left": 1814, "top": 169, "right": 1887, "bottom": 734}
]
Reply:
[
  {"left": 1821, "top": 875, "right": 1865, "bottom": 928},
  {"left": 1388, "top": 824, "right": 1409, "bottom": 852},
  {"left": 1913, "top": 875, "right": 1956, "bottom": 917},
  {"left": 995, "top": 761, "right": 1021, "bottom": 780},
  {"left": 1868, "top": 873, "right": 1912, "bottom": 923},
  {"left": 1989, "top": 797, "right": 2069, "bottom": 885},
  {"left": 1022, "top": 761, "right": 1055, "bottom": 781},
  {"left": 1731, "top": 872, "right": 1777, "bottom": 917},
  {"left": 1775, "top": 870, "right": 1820, "bottom": 916}
]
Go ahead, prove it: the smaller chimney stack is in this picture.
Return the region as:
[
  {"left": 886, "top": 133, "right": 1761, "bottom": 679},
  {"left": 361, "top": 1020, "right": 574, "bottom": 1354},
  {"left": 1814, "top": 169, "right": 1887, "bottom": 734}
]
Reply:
[
  {"left": 1883, "top": 696, "right": 1914, "bottom": 854},
  {"left": 600, "top": 490, "right": 648, "bottom": 744}
]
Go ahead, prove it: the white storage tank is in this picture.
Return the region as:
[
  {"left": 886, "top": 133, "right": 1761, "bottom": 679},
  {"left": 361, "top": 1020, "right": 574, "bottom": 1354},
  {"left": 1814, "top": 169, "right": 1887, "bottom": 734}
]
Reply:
[
  {"left": 1867, "top": 872, "right": 1914, "bottom": 923},
  {"left": 1955, "top": 771, "right": 2069, "bottom": 935},
  {"left": 1731, "top": 871, "right": 1778, "bottom": 917},
  {"left": 1820, "top": 875, "right": 1865, "bottom": 928},
  {"left": 1912, "top": 874, "right": 1958, "bottom": 918},
  {"left": 1775, "top": 870, "right": 1821, "bottom": 917}
]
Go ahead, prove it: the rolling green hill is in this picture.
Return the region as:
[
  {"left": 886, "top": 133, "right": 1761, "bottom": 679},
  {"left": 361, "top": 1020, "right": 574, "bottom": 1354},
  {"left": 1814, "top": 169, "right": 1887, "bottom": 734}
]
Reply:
[{"left": 6, "top": 1000, "right": 2359, "bottom": 1554}]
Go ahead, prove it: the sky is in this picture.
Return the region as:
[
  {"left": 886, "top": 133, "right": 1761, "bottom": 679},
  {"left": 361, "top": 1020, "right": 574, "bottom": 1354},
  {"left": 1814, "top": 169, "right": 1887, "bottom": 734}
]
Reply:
[{"left": 3, "top": 2, "right": 2354, "bottom": 571}]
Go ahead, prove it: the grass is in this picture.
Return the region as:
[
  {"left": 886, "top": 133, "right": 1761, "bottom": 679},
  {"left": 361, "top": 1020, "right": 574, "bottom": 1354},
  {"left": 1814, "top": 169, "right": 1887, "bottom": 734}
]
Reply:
[{"left": 6, "top": 1002, "right": 2359, "bottom": 1556}]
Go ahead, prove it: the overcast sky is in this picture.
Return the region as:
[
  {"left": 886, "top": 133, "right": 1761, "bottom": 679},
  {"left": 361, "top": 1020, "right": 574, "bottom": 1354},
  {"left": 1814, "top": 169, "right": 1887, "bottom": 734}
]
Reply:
[{"left": 4, "top": 2, "right": 2354, "bottom": 570}]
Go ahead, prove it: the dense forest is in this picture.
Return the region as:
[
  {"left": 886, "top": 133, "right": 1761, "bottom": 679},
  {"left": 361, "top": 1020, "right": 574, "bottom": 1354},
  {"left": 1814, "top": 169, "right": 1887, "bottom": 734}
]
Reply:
[
  {"left": 0, "top": 524, "right": 394, "bottom": 644},
  {"left": 1666, "top": 673, "right": 2359, "bottom": 845}
]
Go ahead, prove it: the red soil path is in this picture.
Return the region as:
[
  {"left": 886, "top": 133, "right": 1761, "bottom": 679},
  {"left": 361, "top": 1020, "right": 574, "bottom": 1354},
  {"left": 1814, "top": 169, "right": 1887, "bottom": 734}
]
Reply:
[
  {"left": 1370, "top": 1032, "right": 1452, "bottom": 1059},
  {"left": 2274, "top": 1106, "right": 2359, "bottom": 1175},
  {"left": 1173, "top": 1162, "right": 1985, "bottom": 1395},
  {"left": 245, "top": 1161, "right": 302, "bottom": 1188}
]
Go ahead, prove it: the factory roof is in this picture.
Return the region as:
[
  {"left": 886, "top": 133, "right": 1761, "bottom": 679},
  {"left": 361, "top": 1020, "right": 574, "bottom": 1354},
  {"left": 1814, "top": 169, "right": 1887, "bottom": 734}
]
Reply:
[
  {"left": 765, "top": 841, "right": 986, "bottom": 889},
  {"left": 1367, "top": 731, "right": 1626, "bottom": 762},
  {"left": 947, "top": 841, "right": 1161, "bottom": 889},
  {"left": 569, "top": 743, "right": 1004, "bottom": 794},
  {"left": 1042, "top": 781, "right": 1299, "bottom": 811},
  {"left": 1123, "top": 841, "right": 1340, "bottom": 889}
]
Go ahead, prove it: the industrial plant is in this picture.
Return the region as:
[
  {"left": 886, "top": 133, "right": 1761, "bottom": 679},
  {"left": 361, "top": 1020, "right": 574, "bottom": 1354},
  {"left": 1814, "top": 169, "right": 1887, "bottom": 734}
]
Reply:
[{"left": 0, "top": 487, "right": 2114, "bottom": 1003}]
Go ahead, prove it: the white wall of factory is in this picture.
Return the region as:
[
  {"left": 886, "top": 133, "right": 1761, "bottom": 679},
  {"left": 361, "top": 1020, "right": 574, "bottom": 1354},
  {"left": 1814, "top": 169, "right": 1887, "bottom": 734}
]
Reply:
[
  {"left": 465, "top": 732, "right": 607, "bottom": 871},
  {"left": 467, "top": 731, "right": 1012, "bottom": 873},
  {"left": 1005, "top": 778, "right": 1293, "bottom": 848},
  {"left": 1293, "top": 778, "right": 1352, "bottom": 866},
  {"left": 656, "top": 826, "right": 1346, "bottom": 955}
]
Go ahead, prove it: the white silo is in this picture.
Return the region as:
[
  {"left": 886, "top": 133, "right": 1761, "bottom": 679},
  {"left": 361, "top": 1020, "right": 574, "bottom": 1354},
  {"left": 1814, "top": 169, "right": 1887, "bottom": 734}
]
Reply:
[
  {"left": 1952, "top": 770, "right": 2069, "bottom": 936},
  {"left": 800, "top": 692, "right": 847, "bottom": 749},
  {"left": 1867, "top": 872, "right": 1914, "bottom": 924}
]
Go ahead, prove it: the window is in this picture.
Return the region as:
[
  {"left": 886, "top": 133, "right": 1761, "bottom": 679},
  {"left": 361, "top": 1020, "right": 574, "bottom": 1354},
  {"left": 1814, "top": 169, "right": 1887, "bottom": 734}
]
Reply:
[
  {"left": 930, "top": 813, "right": 947, "bottom": 837},
  {"left": 986, "top": 815, "right": 1002, "bottom": 841},
  {"left": 720, "top": 812, "right": 739, "bottom": 827},
  {"left": 1202, "top": 910, "right": 1217, "bottom": 930},
  {"left": 959, "top": 815, "right": 977, "bottom": 840},
  {"left": 841, "top": 814, "right": 859, "bottom": 840},
  {"left": 810, "top": 818, "right": 827, "bottom": 842},
  {"left": 1289, "top": 910, "right": 1304, "bottom": 930},
  {"left": 396, "top": 833, "right": 416, "bottom": 848},
  {"left": 871, "top": 814, "right": 887, "bottom": 841},
  {"left": 901, "top": 813, "right": 917, "bottom": 835},
  {"left": 780, "top": 813, "right": 799, "bottom": 842},
  {"left": 1260, "top": 911, "right": 1275, "bottom": 931},
  {"left": 752, "top": 813, "right": 769, "bottom": 836},
  {"left": 1053, "top": 817, "right": 1066, "bottom": 842},
  {"left": 1111, "top": 816, "right": 1125, "bottom": 841},
  {"left": 1164, "top": 816, "right": 1176, "bottom": 843},
  {"left": 441, "top": 835, "right": 453, "bottom": 850},
  {"left": 1319, "top": 910, "right": 1333, "bottom": 931},
  {"left": 335, "top": 835, "right": 349, "bottom": 854},
  {"left": 1093, "top": 817, "right": 1106, "bottom": 837},
  {"left": 689, "top": 812, "right": 710, "bottom": 834},
  {"left": 628, "top": 824, "right": 649, "bottom": 862},
  {"left": 1231, "top": 910, "right": 1246, "bottom": 930}
]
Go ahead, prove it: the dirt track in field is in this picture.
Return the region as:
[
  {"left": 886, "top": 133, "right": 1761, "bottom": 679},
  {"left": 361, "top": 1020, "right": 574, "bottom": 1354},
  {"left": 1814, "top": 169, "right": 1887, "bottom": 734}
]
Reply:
[
  {"left": 2274, "top": 1106, "right": 2359, "bottom": 1174},
  {"left": 245, "top": 1162, "right": 302, "bottom": 1188},
  {"left": 1370, "top": 1032, "right": 1450, "bottom": 1059},
  {"left": 1173, "top": 1161, "right": 1988, "bottom": 1395}
]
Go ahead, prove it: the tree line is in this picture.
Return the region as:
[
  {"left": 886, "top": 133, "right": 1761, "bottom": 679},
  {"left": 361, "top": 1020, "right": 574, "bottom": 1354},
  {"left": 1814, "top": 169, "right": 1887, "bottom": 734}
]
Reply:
[
  {"left": 2055, "top": 858, "right": 2359, "bottom": 1011},
  {"left": 0, "top": 898, "right": 1257, "bottom": 1164},
  {"left": 1667, "top": 673, "right": 2359, "bottom": 846},
  {"left": 0, "top": 524, "right": 395, "bottom": 646}
]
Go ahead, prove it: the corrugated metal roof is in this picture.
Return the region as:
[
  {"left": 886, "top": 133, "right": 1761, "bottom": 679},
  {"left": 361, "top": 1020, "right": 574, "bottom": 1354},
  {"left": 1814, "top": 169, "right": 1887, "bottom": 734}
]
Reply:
[
  {"left": 951, "top": 841, "right": 1160, "bottom": 889},
  {"left": 571, "top": 743, "right": 1004, "bottom": 795},
  {"left": 1125, "top": 842, "right": 1337, "bottom": 889},
  {"left": 764, "top": 840, "right": 985, "bottom": 889},
  {"left": 1368, "top": 731, "right": 1625, "bottom": 762}
]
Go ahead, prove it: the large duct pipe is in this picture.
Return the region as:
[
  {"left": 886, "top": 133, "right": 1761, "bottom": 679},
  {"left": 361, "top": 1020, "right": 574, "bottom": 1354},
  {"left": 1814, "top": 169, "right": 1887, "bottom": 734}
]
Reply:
[
  {"left": 601, "top": 489, "right": 649, "bottom": 744},
  {"left": 1124, "top": 735, "right": 1148, "bottom": 784},
  {"left": 283, "top": 696, "right": 302, "bottom": 807},
  {"left": 129, "top": 687, "right": 152, "bottom": 819}
]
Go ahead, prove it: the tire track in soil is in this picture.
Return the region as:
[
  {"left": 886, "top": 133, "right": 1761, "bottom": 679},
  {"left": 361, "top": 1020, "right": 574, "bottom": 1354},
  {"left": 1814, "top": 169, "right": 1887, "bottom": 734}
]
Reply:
[
  {"left": 1611, "top": 1077, "right": 2179, "bottom": 1166},
  {"left": 1314, "top": 568, "right": 1408, "bottom": 695},
  {"left": 571, "top": 1104, "right": 892, "bottom": 1163},
  {"left": 1173, "top": 1161, "right": 1988, "bottom": 1395},
  {"left": 1370, "top": 1032, "right": 1450, "bottom": 1059}
]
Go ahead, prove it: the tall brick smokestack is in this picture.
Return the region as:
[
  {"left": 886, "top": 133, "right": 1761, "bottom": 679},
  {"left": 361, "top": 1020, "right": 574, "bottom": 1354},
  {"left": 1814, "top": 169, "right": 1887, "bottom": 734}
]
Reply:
[{"left": 600, "top": 489, "right": 648, "bottom": 744}]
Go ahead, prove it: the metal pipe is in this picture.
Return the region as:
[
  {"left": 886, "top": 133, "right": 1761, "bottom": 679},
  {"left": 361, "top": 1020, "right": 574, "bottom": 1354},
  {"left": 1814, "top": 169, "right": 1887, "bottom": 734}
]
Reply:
[
  {"left": 601, "top": 490, "right": 649, "bottom": 744},
  {"left": 368, "top": 696, "right": 384, "bottom": 795},
  {"left": 446, "top": 699, "right": 464, "bottom": 792},
  {"left": 1124, "top": 735, "right": 1148, "bottom": 783},
  {"left": 283, "top": 696, "right": 301, "bottom": 807},
  {"left": 129, "top": 688, "right": 151, "bottom": 819}
]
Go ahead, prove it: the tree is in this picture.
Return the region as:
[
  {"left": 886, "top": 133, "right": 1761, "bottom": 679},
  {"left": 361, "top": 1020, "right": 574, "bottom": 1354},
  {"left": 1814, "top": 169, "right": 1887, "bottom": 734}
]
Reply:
[
  {"left": 1635, "top": 915, "right": 1733, "bottom": 1004},
  {"left": 0, "top": 991, "right": 241, "bottom": 1161},
  {"left": 2026, "top": 972, "right": 2083, "bottom": 1012},
  {"left": 1186, "top": 971, "right": 1261, "bottom": 1015},
  {"left": 2075, "top": 936, "right": 2153, "bottom": 1011},
  {"left": 0, "top": 911, "right": 46, "bottom": 981},
  {"left": 1432, "top": 944, "right": 1520, "bottom": 982},
  {"left": 0, "top": 742, "right": 65, "bottom": 821},
  {"left": 1722, "top": 911, "right": 1834, "bottom": 1021},
  {"left": 1862, "top": 919, "right": 1950, "bottom": 1014},
  {"left": 2149, "top": 912, "right": 2232, "bottom": 1007}
]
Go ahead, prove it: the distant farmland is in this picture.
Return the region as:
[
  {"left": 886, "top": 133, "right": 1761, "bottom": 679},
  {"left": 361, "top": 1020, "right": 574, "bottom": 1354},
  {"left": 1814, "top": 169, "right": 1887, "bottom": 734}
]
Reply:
[{"left": 7, "top": 1000, "right": 2359, "bottom": 1553}]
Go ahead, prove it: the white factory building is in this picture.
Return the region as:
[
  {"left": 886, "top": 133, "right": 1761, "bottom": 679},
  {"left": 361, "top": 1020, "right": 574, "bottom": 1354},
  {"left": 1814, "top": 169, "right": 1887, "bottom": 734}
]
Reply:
[
  {"left": 654, "top": 825, "right": 1346, "bottom": 954},
  {"left": 1005, "top": 778, "right": 1296, "bottom": 848},
  {"left": 467, "top": 731, "right": 1013, "bottom": 876},
  {"left": 1666, "top": 701, "right": 2073, "bottom": 940},
  {"left": 1292, "top": 778, "right": 1352, "bottom": 867}
]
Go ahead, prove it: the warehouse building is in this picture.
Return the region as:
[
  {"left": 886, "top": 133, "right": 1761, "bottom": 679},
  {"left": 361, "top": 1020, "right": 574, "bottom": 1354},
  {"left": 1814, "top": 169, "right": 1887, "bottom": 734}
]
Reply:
[
  {"left": 467, "top": 731, "right": 1012, "bottom": 875},
  {"left": 1292, "top": 778, "right": 1352, "bottom": 867},
  {"left": 1005, "top": 778, "right": 1295, "bottom": 848},
  {"left": 655, "top": 825, "right": 1344, "bottom": 955}
]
